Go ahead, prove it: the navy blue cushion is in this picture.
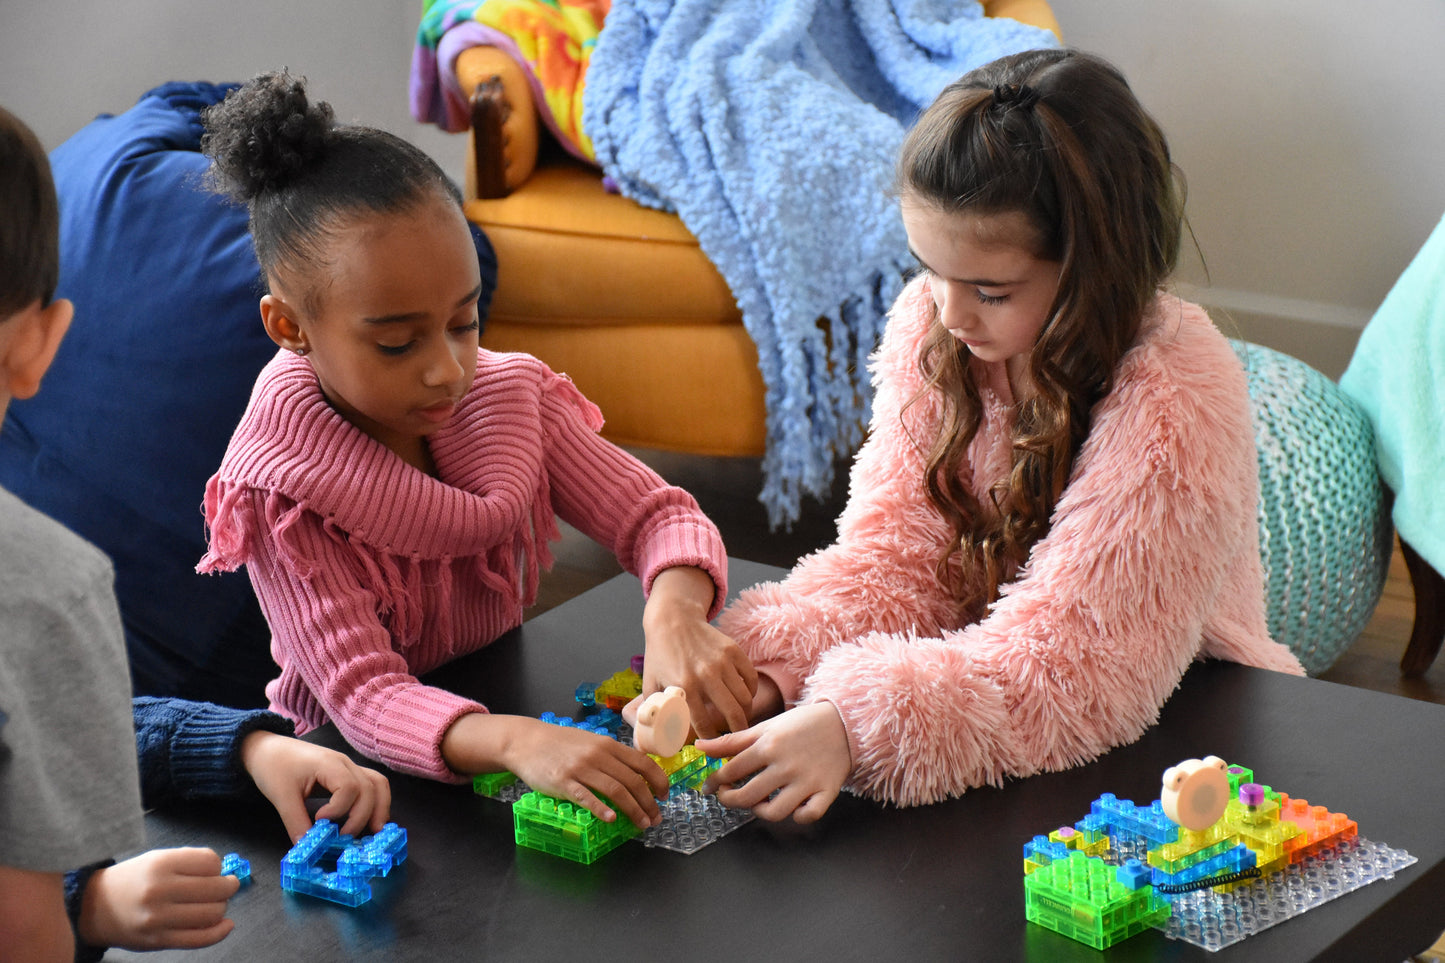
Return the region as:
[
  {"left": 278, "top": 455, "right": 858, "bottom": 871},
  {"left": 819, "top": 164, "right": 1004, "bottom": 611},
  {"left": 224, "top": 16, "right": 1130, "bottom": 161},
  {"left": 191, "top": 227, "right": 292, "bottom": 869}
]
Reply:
[{"left": 0, "top": 82, "right": 497, "bottom": 708}]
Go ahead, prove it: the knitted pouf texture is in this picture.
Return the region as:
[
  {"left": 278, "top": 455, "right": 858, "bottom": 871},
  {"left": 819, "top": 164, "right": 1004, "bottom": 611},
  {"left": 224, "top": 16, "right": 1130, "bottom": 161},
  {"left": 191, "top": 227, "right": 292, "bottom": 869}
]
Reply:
[{"left": 1232, "top": 341, "right": 1392, "bottom": 674}]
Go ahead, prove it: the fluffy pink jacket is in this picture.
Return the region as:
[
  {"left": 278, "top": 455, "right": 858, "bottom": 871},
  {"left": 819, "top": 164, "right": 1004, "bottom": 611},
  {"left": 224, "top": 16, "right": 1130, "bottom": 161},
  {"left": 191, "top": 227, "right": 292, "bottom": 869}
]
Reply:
[{"left": 718, "top": 278, "right": 1304, "bottom": 807}]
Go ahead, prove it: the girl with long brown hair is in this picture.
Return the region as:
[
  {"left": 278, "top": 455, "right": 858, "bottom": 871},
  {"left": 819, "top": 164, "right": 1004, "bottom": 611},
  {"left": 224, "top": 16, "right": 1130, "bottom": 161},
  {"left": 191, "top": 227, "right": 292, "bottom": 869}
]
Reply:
[{"left": 698, "top": 48, "right": 1303, "bottom": 819}]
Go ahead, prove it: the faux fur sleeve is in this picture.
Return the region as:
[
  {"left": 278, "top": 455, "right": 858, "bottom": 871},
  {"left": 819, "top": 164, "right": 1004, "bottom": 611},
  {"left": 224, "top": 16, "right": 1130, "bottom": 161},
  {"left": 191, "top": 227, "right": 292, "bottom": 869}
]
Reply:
[
  {"left": 719, "top": 277, "right": 975, "bottom": 701},
  {"left": 802, "top": 300, "right": 1303, "bottom": 806}
]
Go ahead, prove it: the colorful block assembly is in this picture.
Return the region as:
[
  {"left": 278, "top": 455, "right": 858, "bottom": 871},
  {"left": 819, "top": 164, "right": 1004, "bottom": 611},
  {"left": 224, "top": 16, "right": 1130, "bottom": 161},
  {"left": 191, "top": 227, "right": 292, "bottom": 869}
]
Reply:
[{"left": 1024, "top": 760, "right": 1372, "bottom": 951}]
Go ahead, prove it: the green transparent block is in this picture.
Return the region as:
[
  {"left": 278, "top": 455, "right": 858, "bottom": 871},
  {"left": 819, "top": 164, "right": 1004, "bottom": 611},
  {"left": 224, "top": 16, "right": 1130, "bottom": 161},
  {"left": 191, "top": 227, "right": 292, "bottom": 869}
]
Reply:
[
  {"left": 1024, "top": 852, "right": 1171, "bottom": 950},
  {"left": 513, "top": 791, "right": 641, "bottom": 864},
  {"left": 473, "top": 771, "right": 519, "bottom": 797}
]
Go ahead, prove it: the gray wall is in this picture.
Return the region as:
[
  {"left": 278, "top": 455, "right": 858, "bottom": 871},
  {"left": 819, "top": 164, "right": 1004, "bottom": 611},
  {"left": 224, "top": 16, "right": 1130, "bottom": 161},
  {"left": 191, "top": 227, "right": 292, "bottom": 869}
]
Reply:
[
  {"left": 1053, "top": 0, "right": 1445, "bottom": 376},
  {"left": 0, "top": 0, "right": 464, "bottom": 181},
  {"left": 3, "top": 0, "right": 1439, "bottom": 377}
]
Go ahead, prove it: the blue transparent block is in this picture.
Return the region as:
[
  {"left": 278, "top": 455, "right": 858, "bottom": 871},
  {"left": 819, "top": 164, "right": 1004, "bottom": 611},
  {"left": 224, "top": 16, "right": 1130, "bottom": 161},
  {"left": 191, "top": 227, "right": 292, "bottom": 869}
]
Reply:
[
  {"left": 280, "top": 818, "right": 408, "bottom": 907},
  {"left": 220, "top": 852, "right": 251, "bottom": 882}
]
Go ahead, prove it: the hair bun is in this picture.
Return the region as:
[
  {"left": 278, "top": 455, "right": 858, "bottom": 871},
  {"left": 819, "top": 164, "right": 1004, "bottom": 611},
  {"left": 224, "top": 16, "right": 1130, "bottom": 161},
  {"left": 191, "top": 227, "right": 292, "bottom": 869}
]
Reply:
[{"left": 202, "top": 70, "right": 334, "bottom": 201}]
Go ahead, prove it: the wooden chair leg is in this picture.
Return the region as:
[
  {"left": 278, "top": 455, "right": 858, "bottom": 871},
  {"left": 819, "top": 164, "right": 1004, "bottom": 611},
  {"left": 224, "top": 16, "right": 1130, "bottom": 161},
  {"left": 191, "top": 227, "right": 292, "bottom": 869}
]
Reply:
[
  {"left": 469, "top": 76, "right": 510, "bottom": 200},
  {"left": 1400, "top": 537, "right": 1445, "bottom": 676}
]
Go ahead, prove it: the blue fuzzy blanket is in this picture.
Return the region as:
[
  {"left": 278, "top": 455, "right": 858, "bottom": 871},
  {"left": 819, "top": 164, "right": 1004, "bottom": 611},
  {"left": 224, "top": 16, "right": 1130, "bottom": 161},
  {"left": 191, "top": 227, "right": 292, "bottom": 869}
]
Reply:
[{"left": 584, "top": 0, "right": 1057, "bottom": 526}]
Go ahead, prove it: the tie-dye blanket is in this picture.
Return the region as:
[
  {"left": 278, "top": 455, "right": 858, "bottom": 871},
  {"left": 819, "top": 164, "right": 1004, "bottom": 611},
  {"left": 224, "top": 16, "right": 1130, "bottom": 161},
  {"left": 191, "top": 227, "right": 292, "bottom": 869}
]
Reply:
[{"left": 411, "top": 0, "right": 609, "bottom": 160}]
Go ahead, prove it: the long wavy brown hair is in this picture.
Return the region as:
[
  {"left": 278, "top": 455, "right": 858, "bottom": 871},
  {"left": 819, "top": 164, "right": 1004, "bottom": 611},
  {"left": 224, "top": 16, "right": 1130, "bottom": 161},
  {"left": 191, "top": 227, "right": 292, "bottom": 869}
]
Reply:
[{"left": 897, "top": 48, "right": 1185, "bottom": 614}]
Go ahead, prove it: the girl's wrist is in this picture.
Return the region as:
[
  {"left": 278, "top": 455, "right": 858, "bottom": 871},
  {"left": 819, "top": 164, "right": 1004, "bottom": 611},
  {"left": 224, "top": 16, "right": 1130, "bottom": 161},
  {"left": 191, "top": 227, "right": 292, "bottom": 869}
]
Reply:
[
  {"left": 238, "top": 728, "right": 281, "bottom": 781},
  {"left": 643, "top": 566, "right": 715, "bottom": 631},
  {"left": 441, "top": 711, "right": 521, "bottom": 775},
  {"left": 751, "top": 673, "right": 785, "bottom": 721}
]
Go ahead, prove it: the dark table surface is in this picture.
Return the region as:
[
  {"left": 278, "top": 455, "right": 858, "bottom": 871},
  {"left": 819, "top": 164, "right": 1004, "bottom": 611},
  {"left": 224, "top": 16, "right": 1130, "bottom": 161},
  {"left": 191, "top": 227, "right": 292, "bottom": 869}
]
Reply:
[{"left": 115, "top": 559, "right": 1445, "bottom": 962}]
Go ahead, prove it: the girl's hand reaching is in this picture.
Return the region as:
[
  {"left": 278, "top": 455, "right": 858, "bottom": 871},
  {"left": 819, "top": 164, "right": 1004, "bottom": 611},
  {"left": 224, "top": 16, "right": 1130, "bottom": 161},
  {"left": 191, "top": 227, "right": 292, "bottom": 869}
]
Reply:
[
  {"left": 642, "top": 566, "right": 757, "bottom": 738},
  {"left": 506, "top": 719, "right": 670, "bottom": 828},
  {"left": 239, "top": 730, "right": 392, "bottom": 843},
  {"left": 78, "top": 848, "right": 239, "bottom": 951},
  {"left": 697, "top": 701, "right": 852, "bottom": 824},
  {"left": 443, "top": 713, "right": 670, "bottom": 829}
]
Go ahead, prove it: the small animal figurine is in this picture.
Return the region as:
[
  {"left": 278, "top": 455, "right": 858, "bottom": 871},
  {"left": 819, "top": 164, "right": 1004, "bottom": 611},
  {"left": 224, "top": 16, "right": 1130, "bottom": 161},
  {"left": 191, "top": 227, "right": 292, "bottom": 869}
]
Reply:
[
  {"left": 1160, "top": 755, "right": 1230, "bottom": 831},
  {"left": 630, "top": 686, "right": 692, "bottom": 757}
]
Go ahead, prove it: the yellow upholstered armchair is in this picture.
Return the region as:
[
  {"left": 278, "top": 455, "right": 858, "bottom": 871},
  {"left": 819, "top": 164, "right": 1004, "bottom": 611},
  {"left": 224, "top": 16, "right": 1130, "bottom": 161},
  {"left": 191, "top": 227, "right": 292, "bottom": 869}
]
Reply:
[{"left": 454, "top": 1, "right": 1062, "bottom": 457}]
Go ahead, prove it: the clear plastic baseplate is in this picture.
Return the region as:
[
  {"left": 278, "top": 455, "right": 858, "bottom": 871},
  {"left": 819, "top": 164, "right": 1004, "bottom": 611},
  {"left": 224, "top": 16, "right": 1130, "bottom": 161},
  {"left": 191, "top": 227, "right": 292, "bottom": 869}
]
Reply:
[
  {"left": 1108, "top": 832, "right": 1416, "bottom": 952},
  {"left": 480, "top": 719, "right": 755, "bottom": 857},
  {"left": 487, "top": 780, "right": 753, "bottom": 855}
]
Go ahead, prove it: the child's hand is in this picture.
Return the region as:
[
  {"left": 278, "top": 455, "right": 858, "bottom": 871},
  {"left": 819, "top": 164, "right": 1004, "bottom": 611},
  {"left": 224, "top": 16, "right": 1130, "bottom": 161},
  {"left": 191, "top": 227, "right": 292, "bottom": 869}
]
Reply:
[
  {"left": 78, "top": 848, "right": 239, "bottom": 951},
  {"left": 642, "top": 566, "right": 757, "bottom": 738},
  {"left": 505, "top": 717, "right": 670, "bottom": 828},
  {"left": 697, "top": 701, "right": 851, "bottom": 824},
  {"left": 239, "top": 730, "right": 392, "bottom": 843}
]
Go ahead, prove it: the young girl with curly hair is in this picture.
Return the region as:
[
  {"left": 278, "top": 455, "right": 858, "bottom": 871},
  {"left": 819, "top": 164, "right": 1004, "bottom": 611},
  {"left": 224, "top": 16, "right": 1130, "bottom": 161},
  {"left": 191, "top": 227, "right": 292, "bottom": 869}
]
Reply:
[{"left": 699, "top": 48, "right": 1304, "bottom": 821}]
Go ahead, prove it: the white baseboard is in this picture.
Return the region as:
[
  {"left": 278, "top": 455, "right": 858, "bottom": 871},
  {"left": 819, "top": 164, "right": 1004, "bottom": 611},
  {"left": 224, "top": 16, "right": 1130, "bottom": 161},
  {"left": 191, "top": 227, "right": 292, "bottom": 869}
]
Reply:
[{"left": 1173, "top": 283, "right": 1373, "bottom": 381}]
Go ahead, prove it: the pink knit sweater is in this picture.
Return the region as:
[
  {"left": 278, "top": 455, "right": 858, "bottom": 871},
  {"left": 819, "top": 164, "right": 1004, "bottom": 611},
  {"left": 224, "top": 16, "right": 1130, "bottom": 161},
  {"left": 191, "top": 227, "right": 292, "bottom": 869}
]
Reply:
[
  {"left": 718, "top": 279, "right": 1304, "bottom": 807},
  {"left": 199, "top": 349, "right": 728, "bottom": 781}
]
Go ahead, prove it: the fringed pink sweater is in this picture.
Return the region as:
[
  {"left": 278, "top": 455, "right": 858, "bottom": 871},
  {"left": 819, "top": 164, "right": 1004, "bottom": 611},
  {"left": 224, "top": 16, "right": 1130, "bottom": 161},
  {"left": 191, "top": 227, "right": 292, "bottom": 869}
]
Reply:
[
  {"left": 199, "top": 349, "right": 728, "bottom": 781},
  {"left": 718, "top": 279, "right": 1304, "bottom": 807}
]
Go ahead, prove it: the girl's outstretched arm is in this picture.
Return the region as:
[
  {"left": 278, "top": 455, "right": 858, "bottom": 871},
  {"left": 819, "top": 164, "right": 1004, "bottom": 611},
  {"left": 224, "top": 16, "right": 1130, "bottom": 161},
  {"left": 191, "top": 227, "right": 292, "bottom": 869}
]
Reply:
[
  {"left": 131, "top": 696, "right": 392, "bottom": 844},
  {"left": 718, "top": 280, "right": 971, "bottom": 711},
  {"left": 537, "top": 371, "right": 748, "bottom": 736},
  {"left": 641, "top": 565, "right": 756, "bottom": 737},
  {"left": 241, "top": 517, "right": 492, "bottom": 782}
]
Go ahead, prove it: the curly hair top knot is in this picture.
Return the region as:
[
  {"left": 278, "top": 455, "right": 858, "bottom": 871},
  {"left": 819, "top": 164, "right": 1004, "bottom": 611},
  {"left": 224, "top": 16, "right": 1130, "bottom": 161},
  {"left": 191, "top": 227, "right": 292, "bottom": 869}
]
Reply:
[
  {"left": 198, "top": 68, "right": 463, "bottom": 306},
  {"left": 202, "top": 70, "right": 333, "bottom": 202}
]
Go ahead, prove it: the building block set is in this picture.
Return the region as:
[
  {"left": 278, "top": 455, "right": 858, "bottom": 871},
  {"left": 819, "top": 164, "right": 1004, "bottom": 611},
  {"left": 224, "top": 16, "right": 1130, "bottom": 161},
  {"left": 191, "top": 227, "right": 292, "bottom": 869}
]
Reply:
[
  {"left": 1023, "top": 757, "right": 1416, "bottom": 951},
  {"left": 474, "top": 656, "right": 755, "bottom": 863}
]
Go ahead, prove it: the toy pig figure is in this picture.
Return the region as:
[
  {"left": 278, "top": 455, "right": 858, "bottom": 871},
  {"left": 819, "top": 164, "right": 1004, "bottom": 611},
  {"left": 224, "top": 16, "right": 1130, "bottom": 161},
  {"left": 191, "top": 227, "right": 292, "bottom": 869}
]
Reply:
[
  {"left": 628, "top": 686, "right": 692, "bottom": 757},
  {"left": 1160, "top": 755, "right": 1230, "bottom": 831}
]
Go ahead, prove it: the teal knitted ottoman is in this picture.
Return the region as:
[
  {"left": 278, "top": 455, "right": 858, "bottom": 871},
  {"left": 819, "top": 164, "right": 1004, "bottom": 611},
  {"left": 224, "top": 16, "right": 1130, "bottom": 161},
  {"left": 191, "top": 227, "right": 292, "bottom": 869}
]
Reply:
[{"left": 1232, "top": 341, "right": 1392, "bottom": 674}]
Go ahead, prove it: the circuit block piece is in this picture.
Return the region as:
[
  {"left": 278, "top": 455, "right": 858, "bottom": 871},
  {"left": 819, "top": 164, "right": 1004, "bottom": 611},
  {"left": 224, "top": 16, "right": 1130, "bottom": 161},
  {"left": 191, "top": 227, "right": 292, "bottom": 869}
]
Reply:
[
  {"left": 1116, "top": 858, "right": 1152, "bottom": 890},
  {"left": 652, "top": 745, "right": 710, "bottom": 797},
  {"left": 280, "top": 818, "right": 408, "bottom": 907},
  {"left": 513, "top": 791, "right": 640, "bottom": 864},
  {"left": 640, "top": 788, "right": 755, "bottom": 854},
  {"left": 1024, "top": 835, "right": 1073, "bottom": 874},
  {"left": 1090, "top": 793, "right": 1179, "bottom": 846},
  {"left": 1050, "top": 824, "right": 1109, "bottom": 857},
  {"left": 1276, "top": 794, "right": 1358, "bottom": 862},
  {"left": 540, "top": 709, "right": 623, "bottom": 739},
  {"left": 220, "top": 852, "right": 251, "bottom": 882},
  {"left": 1221, "top": 786, "right": 1301, "bottom": 875},
  {"left": 474, "top": 770, "right": 520, "bottom": 797},
  {"left": 593, "top": 668, "right": 643, "bottom": 711},
  {"left": 1024, "top": 851, "right": 1171, "bottom": 949}
]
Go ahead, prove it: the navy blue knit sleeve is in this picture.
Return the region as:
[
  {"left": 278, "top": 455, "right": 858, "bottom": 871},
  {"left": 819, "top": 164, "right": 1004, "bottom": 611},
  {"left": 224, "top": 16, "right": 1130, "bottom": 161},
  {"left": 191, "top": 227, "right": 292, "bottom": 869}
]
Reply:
[{"left": 133, "top": 697, "right": 293, "bottom": 807}]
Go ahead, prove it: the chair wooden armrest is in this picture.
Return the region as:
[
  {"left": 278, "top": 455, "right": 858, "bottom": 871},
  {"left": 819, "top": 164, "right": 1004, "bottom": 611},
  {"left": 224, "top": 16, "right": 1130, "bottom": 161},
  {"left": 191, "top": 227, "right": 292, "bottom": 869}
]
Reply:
[{"left": 458, "top": 45, "right": 540, "bottom": 199}]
